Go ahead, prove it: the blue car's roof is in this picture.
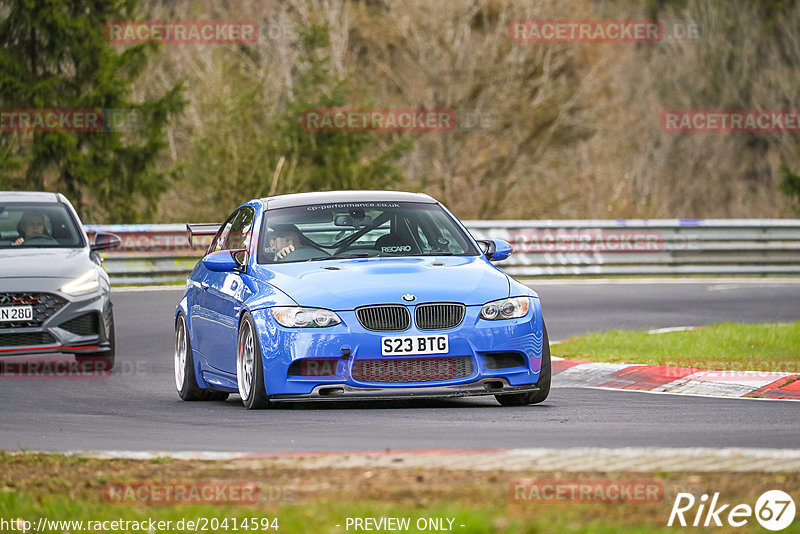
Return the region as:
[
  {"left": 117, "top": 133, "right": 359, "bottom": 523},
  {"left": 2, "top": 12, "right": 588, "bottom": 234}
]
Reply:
[{"left": 262, "top": 190, "right": 437, "bottom": 209}]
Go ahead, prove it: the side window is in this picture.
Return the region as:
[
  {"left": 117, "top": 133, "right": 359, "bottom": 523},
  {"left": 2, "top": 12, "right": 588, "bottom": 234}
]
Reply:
[
  {"left": 413, "top": 223, "right": 432, "bottom": 253},
  {"left": 351, "top": 218, "right": 391, "bottom": 247},
  {"left": 209, "top": 215, "right": 235, "bottom": 254},
  {"left": 436, "top": 226, "right": 465, "bottom": 253},
  {"left": 417, "top": 213, "right": 468, "bottom": 254},
  {"left": 221, "top": 208, "right": 255, "bottom": 251}
]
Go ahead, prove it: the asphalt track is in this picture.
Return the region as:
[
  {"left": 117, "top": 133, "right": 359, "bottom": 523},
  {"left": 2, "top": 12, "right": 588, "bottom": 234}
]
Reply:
[{"left": 1, "top": 280, "right": 799, "bottom": 453}]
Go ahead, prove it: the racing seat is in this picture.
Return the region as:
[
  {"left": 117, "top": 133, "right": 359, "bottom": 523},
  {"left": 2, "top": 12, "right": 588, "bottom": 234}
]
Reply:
[
  {"left": 374, "top": 233, "right": 417, "bottom": 254},
  {"left": 49, "top": 213, "right": 74, "bottom": 243}
]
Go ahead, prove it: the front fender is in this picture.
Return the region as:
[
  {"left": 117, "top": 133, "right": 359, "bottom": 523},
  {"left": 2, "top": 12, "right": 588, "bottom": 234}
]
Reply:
[
  {"left": 175, "top": 292, "right": 189, "bottom": 322},
  {"left": 242, "top": 276, "right": 298, "bottom": 311},
  {"left": 508, "top": 277, "right": 539, "bottom": 300}
]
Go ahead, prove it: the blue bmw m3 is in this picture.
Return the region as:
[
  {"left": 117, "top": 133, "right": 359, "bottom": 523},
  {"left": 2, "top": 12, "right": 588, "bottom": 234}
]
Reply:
[{"left": 175, "top": 191, "right": 549, "bottom": 409}]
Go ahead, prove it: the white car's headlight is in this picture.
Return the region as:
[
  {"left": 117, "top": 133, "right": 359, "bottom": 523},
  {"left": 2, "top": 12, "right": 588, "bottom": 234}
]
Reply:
[
  {"left": 480, "top": 297, "right": 530, "bottom": 320},
  {"left": 61, "top": 269, "right": 100, "bottom": 296},
  {"left": 271, "top": 307, "right": 341, "bottom": 328}
]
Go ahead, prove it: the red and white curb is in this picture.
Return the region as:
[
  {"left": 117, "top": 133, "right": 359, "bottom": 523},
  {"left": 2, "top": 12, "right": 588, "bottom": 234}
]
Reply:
[{"left": 552, "top": 358, "right": 800, "bottom": 400}]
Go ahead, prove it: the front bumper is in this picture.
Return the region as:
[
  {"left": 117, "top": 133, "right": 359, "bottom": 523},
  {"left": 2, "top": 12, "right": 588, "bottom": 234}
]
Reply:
[
  {"left": 0, "top": 280, "right": 112, "bottom": 357},
  {"left": 271, "top": 378, "right": 540, "bottom": 402},
  {"left": 236, "top": 301, "right": 544, "bottom": 398}
]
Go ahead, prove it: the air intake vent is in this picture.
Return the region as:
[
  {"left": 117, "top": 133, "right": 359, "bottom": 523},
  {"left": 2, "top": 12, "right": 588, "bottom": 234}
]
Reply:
[
  {"left": 483, "top": 352, "right": 526, "bottom": 369},
  {"left": 352, "top": 356, "right": 474, "bottom": 383},
  {"left": 355, "top": 305, "right": 411, "bottom": 332},
  {"left": 0, "top": 332, "right": 56, "bottom": 347},
  {"left": 287, "top": 358, "right": 338, "bottom": 377},
  {"left": 59, "top": 313, "right": 100, "bottom": 336},
  {"left": 415, "top": 303, "right": 465, "bottom": 330}
]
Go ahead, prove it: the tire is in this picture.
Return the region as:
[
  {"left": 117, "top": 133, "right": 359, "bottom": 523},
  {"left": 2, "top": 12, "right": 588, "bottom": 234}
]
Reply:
[
  {"left": 174, "top": 313, "right": 229, "bottom": 401},
  {"left": 75, "top": 313, "right": 116, "bottom": 372},
  {"left": 495, "top": 321, "right": 551, "bottom": 406},
  {"left": 237, "top": 312, "right": 269, "bottom": 409}
]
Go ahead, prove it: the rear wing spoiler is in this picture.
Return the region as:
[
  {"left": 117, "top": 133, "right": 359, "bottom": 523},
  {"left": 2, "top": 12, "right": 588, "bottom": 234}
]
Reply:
[{"left": 186, "top": 223, "right": 220, "bottom": 246}]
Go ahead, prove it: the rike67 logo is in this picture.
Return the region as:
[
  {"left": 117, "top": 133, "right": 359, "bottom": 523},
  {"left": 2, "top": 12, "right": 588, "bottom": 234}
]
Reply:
[{"left": 668, "top": 490, "right": 795, "bottom": 531}]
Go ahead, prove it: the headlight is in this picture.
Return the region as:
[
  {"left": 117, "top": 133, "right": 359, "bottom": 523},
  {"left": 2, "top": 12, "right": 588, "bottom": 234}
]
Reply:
[
  {"left": 271, "top": 307, "right": 341, "bottom": 328},
  {"left": 480, "top": 297, "right": 530, "bottom": 320},
  {"left": 61, "top": 270, "right": 100, "bottom": 296}
]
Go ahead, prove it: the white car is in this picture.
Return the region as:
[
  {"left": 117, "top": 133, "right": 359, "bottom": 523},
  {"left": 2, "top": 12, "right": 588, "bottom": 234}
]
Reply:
[{"left": 0, "top": 192, "right": 120, "bottom": 368}]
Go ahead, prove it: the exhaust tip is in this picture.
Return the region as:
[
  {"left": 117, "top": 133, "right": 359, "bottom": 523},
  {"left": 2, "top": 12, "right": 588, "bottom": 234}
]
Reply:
[{"left": 318, "top": 387, "right": 345, "bottom": 397}]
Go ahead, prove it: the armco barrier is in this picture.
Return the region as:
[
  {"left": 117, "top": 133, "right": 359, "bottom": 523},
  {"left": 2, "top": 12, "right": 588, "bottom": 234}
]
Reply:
[
  {"left": 83, "top": 224, "right": 209, "bottom": 285},
  {"left": 83, "top": 219, "right": 800, "bottom": 284}
]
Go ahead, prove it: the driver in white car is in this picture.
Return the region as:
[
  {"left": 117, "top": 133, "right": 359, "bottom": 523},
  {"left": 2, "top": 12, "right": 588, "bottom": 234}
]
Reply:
[{"left": 13, "top": 211, "right": 47, "bottom": 246}]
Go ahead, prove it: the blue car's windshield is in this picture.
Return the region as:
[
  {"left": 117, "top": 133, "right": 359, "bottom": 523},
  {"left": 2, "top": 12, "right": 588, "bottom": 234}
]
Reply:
[
  {"left": 0, "top": 202, "right": 85, "bottom": 248},
  {"left": 257, "top": 201, "right": 480, "bottom": 264}
]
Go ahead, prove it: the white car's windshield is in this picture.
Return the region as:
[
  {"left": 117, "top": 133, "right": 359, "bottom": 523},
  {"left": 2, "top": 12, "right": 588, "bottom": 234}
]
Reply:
[
  {"left": 0, "top": 202, "right": 85, "bottom": 248},
  {"left": 257, "top": 201, "right": 479, "bottom": 264}
]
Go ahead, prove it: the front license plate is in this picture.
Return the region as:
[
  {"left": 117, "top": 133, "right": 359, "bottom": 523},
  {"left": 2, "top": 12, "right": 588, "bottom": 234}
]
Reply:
[
  {"left": 0, "top": 305, "right": 33, "bottom": 323},
  {"left": 381, "top": 335, "right": 449, "bottom": 356}
]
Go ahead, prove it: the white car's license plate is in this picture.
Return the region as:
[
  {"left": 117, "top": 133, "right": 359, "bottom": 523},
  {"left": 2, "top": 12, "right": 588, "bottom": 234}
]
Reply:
[
  {"left": 381, "top": 334, "right": 449, "bottom": 356},
  {"left": 0, "top": 305, "right": 33, "bottom": 323}
]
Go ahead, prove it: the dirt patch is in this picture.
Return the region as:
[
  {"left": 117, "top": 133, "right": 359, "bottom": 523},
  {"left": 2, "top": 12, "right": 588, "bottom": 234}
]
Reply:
[{"left": 2, "top": 452, "right": 797, "bottom": 521}]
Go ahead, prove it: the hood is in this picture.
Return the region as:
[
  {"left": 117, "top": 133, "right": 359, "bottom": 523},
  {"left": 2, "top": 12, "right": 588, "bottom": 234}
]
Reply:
[
  {"left": 0, "top": 248, "right": 94, "bottom": 281},
  {"left": 249, "top": 256, "right": 511, "bottom": 310}
]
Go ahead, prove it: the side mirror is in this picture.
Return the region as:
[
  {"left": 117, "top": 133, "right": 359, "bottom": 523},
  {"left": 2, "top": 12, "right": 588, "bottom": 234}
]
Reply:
[
  {"left": 91, "top": 232, "right": 122, "bottom": 251},
  {"left": 478, "top": 239, "right": 512, "bottom": 262},
  {"left": 202, "top": 249, "right": 247, "bottom": 272}
]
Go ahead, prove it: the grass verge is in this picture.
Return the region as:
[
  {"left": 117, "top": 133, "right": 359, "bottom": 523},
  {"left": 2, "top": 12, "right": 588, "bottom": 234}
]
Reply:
[
  {"left": 1, "top": 453, "right": 798, "bottom": 533},
  {"left": 551, "top": 321, "right": 800, "bottom": 373}
]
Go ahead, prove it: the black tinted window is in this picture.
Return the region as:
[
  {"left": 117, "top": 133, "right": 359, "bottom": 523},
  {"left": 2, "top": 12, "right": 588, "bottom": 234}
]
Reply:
[{"left": 210, "top": 207, "right": 255, "bottom": 253}]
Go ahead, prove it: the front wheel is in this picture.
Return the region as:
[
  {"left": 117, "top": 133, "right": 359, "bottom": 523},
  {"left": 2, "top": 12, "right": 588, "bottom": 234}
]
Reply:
[
  {"left": 237, "top": 312, "right": 269, "bottom": 409},
  {"left": 175, "top": 313, "right": 229, "bottom": 401},
  {"left": 495, "top": 321, "right": 551, "bottom": 406}
]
